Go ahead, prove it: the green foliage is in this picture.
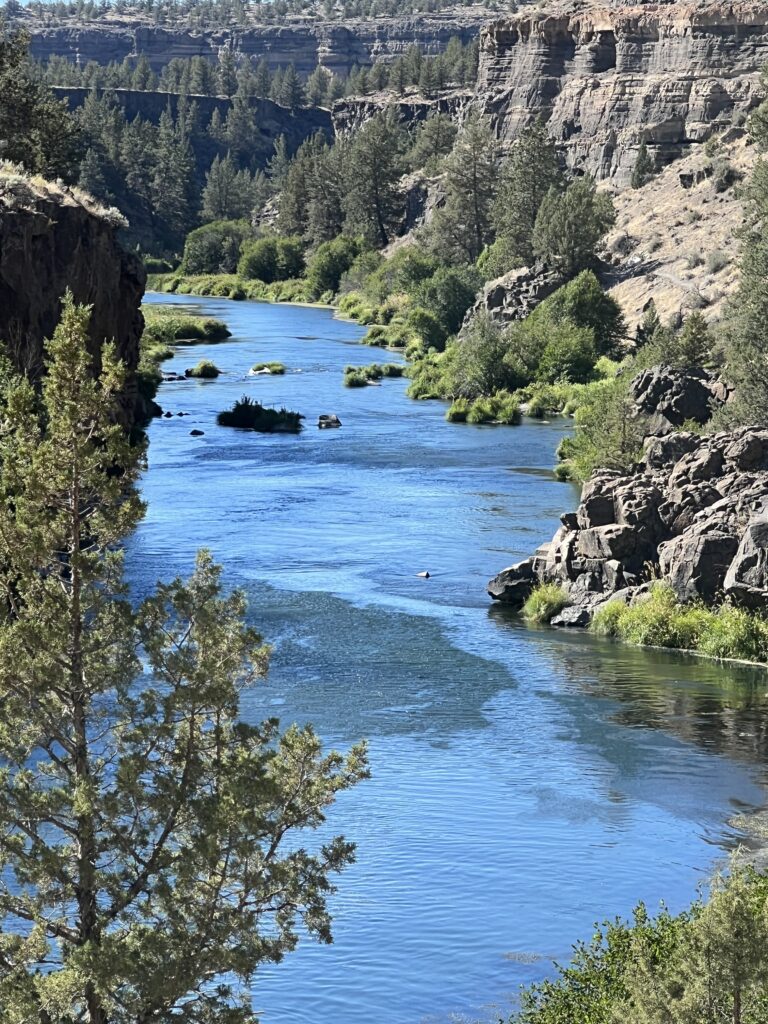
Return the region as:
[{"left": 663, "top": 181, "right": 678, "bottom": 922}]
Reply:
[
  {"left": 522, "top": 583, "right": 569, "bottom": 623},
  {"left": 407, "top": 111, "right": 458, "bottom": 172},
  {"left": 676, "top": 310, "right": 712, "bottom": 367},
  {"left": 0, "top": 295, "right": 366, "bottom": 1021},
  {"left": 424, "top": 112, "right": 498, "bottom": 264},
  {"left": 533, "top": 176, "right": 616, "bottom": 278},
  {"left": 342, "top": 109, "right": 406, "bottom": 247},
  {"left": 487, "top": 120, "right": 565, "bottom": 274},
  {"left": 142, "top": 306, "right": 231, "bottom": 346},
  {"left": 0, "top": 25, "right": 80, "bottom": 177},
  {"left": 536, "top": 323, "right": 596, "bottom": 384},
  {"left": 407, "top": 306, "right": 448, "bottom": 350},
  {"left": 251, "top": 361, "right": 286, "bottom": 374},
  {"left": 180, "top": 219, "right": 252, "bottom": 276},
  {"left": 217, "top": 394, "right": 304, "bottom": 432},
  {"left": 415, "top": 265, "right": 481, "bottom": 336},
  {"left": 454, "top": 390, "right": 521, "bottom": 425},
  {"left": 202, "top": 153, "right": 267, "bottom": 221},
  {"left": 343, "top": 362, "right": 404, "bottom": 387},
  {"left": 305, "top": 236, "right": 362, "bottom": 298},
  {"left": 592, "top": 584, "right": 768, "bottom": 663},
  {"left": 534, "top": 270, "right": 626, "bottom": 357},
  {"left": 185, "top": 359, "right": 220, "bottom": 378},
  {"left": 238, "top": 234, "right": 305, "bottom": 283},
  {"left": 631, "top": 139, "right": 656, "bottom": 188},
  {"left": 558, "top": 375, "right": 647, "bottom": 481}
]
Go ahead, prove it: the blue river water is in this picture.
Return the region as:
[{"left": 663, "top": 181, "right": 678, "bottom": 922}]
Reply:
[{"left": 126, "top": 293, "right": 768, "bottom": 1024}]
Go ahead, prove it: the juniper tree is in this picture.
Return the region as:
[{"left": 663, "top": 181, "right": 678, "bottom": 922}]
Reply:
[{"left": 0, "top": 296, "right": 368, "bottom": 1023}]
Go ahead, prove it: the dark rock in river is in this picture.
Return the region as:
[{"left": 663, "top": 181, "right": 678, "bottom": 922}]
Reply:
[{"left": 488, "top": 424, "right": 768, "bottom": 623}]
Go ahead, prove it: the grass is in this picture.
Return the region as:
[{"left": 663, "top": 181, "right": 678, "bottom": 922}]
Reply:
[
  {"left": 251, "top": 362, "right": 286, "bottom": 375},
  {"left": 142, "top": 306, "right": 230, "bottom": 346},
  {"left": 522, "top": 583, "right": 569, "bottom": 623},
  {"left": 216, "top": 396, "right": 303, "bottom": 433},
  {"left": 185, "top": 360, "right": 220, "bottom": 379},
  {"left": 343, "top": 363, "right": 404, "bottom": 387},
  {"left": 446, "top": 391, "right": 521, "bottom": 425},
  {"left": 147, "top": 273, "right": 315, "bottom": 305},
  {"left": 591, "top": 583, "right": 768, "bottom": 664}
]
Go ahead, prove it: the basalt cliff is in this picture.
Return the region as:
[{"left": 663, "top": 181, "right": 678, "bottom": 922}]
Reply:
[
  {"left": 0, "top": 173, "right": 145, "bottom": 425},
  {"left": 476, "top": 1, "right": 768, "bottom": 184},
  {"left": 24, "top": 11, "right": 490, "bottom": 77}
]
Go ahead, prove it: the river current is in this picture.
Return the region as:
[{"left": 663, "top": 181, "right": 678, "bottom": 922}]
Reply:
[{"left": 126, "top": 294, "right": 768, "bottom": 1024}]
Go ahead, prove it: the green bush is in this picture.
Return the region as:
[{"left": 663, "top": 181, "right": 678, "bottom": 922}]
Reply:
[
  {"left": 446, "top": 397, "right": 470, "bottom": 422},
  {"left": 142, "top": 308, "right": 231, "bottom": 346},
  {"left": 536, "top": 323, "right": 596, "bottom": 384},
  {"left": 407, "top": 306, "right": 448, "bottom": 350},
  {"left": 591, "top": 584, "right": 768, "bottom": 664},
  {"left": 180, "top": 220, "right": 251, "bottom": 276},
  {"left": 237, "top": 235, "right": 305, "bottom": 284},
  {"left": 465, "top": 390, "right": 521, "bottom": 425},
  {"left": 522, "top": 583, "right": 568, "bottom": 623},
  {"left": 415, "top": 265, "right": 481, "bottom": 335},
  {"left": 185, "top": 360, "right": 220, "bottom": 379},
  {"left": 217, "top": 395, "right": 303, "bottom": 432},
  {"left": 304, "top": 236, "right": 361, "bottom": 298},
  {"left": 251, "top": 362, "right": 286, "bottom": 375},
  {"left": 343, "top": 363, "right": 404, "bottom": 387}
]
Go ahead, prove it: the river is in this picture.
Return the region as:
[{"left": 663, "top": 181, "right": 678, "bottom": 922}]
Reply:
[{"left": 126, "top": 293, "right": 768, "bottom": 1024}]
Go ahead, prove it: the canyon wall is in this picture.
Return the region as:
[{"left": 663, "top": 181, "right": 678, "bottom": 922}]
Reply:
[
  {"left": 0, "top": 174, "right": 145, "bottom": 425},
  {"left": 26, "top": 12, "right": 490, "bottom": 77},
  {"left": 476, "top": 1, "right": 768, "bottom": 184}
]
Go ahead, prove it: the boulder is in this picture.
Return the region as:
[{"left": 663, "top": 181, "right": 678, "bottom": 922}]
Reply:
[
  {"left": 659, "top": 530, "right": 739, "bottom": 603},
  {"left": 487, "top": 559, "right": 535, "bottom": 606},
  {"left": 724, "top": 513, "right": 768, "bottom": 609},
  {"left": 466, "top": 263, "right": 563, "bottom": 328},
  {"left": 319, "top": 414, "right": 342, "bottom": 429},
  {"left": 551, "top": 605, "right": 593, "bottom": 628},
  {"left": 630, "top": 365, "right": 727, "bottom": 435}
]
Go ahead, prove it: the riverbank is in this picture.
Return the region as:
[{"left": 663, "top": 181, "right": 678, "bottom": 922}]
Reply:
[{"left": 147, "top": 270, "right": 331, "bottom": 306}]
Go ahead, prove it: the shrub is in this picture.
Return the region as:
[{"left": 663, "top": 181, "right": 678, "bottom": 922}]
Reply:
[
  {"left": 304, "top": 236, "right": 361, "bottom": 298},
  {"left": 686, "top": 250, "right": 704, "bottom": 269},
  {"left": 185, "top": 360, "right": 220, "bottom": 379},
  {"left": 250, "top": 362, "right": 286, "bottom": 375},
  {"left": 180, "top": 220, "right": 251, "bottom": 276},
  {"left": 216, "top": 395, "right": 303, "bottom": 432},
  {"left": 142, "top": 308, "right": 231, "bottom": 347},
  {"left": 697, "top": 605, "right": 768, "bottom": 663},
  {"left": 237, "top": 235, "right": 305, "bottom": 283},
  {"left": 446, "top": 398, "right": 470, "bottom": 422},
  {"left": 533, "top": 176, "right": 616, "bottom": 277},
  {"left": 536, "top": 323, "right": 596, "bottom": 384},
  {"left": 534, "top": 271, "right": 626, "bottom": 358},
  {"left": 407, "top": 306, "right": 448, "bottom": 350},
  {"left": 706, "top": 249, "right": 730, "bottom": 274},
  {"left": 415, "top": 265, "right": 481, "bottom": 336},
  {"left": 143, "top": 256, "right": 175, "bottom": 274},
  {"left": 343, "top": 363, "right": 404, "bottom": 387},
  {"left": 465, "top": 390, "right": 521, "bottom": 425},
  {"left": 522, "top": 583, "right": 568, "bottom": 623}
]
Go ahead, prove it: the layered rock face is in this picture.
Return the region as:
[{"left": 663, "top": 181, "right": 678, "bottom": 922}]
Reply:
[
  {"left": 26, "top": 13, "right": 489, "bottom": 77},
  {"left": 476, "top": 2, "right": 768, "bottom": 184},
  {"left": 488, "top": 368, "right": 768, "bottom": 623},
  {"left": 0, "top": 175, "right": 145, "bottom": 424}
]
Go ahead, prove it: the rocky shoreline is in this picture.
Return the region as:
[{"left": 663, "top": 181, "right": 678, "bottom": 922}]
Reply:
[{"left": 488, "top": 367, "right": 768, "bottom": 626}]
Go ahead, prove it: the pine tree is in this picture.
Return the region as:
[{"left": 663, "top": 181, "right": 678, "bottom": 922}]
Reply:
[
  {"left": 202, "top": 152, "right": 258, "bottom": 221},
  {"left": 489, "top": 119, "right": 564, "bottom": 271},
  {"left": 77, "top": 145, "right": 108, "bottom": 200},
  {"left": 343, "top": 108, "right": 405, "bottom": 247},
  {"left": 306, "top": 63, "right": 331, "bottom": 106},
  {"left": 224, "top": 94, "right": 255, "bottom": 157},
  {"left": 0, "top": 295, "right": 368, "bottom": 1022},
  {"left": 635, "top": 300, "right": 662, "bottom": 348},
  {"left": 408, "top": 110, "right": 457, "bottom": 173},
  {"left": 676, "top": 310, "right": 711, "bottom": 367},
  {"left": 151, "top": 107, "right": 196, "bottom": 245},
  {"left": 418, "top": 58, "right": 436, "bottom": 98},
  {"left": 216, "top": 45, "right": 238, "bottom": 96},
  {"left": 254, "top": 55, "right": 271, "bottom": 98},
  {"left": 268, "top": 132, "right": 291, "bottom": 188},
  {"left": 631, "top": 139, "right": 655, "bottom": 189},
  {"left": 280, "top": 62, "right": 305, "bottom": 110},
  {"left": 426, "top": 111, "right": 498, "bottom": 264},
  {"left": 532, "top": 175, "right": 616, "bottom": 278}
]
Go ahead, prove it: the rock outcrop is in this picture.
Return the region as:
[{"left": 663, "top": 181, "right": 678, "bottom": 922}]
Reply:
[
  {"left": 0, "top": 173, "right": 145, "bottom": 425},
  {"left": 25, "top": 12, "right": 491, "bottom": 77},
  {"left": 488, "top": 372, "right": 768, "bottom": 622},
  {"left": 629, "top": 364, "right": 731, "bottom": 434},
  {"left": 467, "top": 263, "right": 564, "bottom": 326},
  {"left": 476, "top": 2, "right": 768, "bottom": 184}
]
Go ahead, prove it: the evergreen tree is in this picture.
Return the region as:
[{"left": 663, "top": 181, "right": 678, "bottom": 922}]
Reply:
[
  {"left": 532, "top": 175, "right": 616, "bottom": 278},
  {"left": 636, "top": 299, "right": 662, "bottom": 347},
  {"left": 268, "top": 132, "right": 291, "bottom": 188},
  {"left": 216, "top": 45, "right": 238, "bottom": 96},
  {"left": 201, "top": 152, "right": 254, "bottom": 221},
  {"left": 426, "top": 112, "right": 498, "bottom": 264},
  {"left": 77, "top": 145, "right": 108, "bottom": 200},
  {"left": 408, "top": 111, "right": 457, "bottom": 173},
  {"left": 151, "top": 107, "right": 196, "bottom": 244},
  {"left": 224, "top": 93, "right": 255, "bottom": 158},
  {"left": 676, "top": 310, "right": 711, "bottom": 367},
  {"left": 631, "top": 138, "right": 655, "bottom": 189},
  {"left": 280, "top": 62, "right": 305, "bottom": 109},
  {"left": 207, "top": 105, "right": 226, "bottom": 142},
  {"left": 486, "top": 120, "right": 564, "bottom": 273},
  {"left": 0, "top": 296, "right": 368, "bottom": 1022},
  {"left": 254, "top": 55, "right": 271, "bottom": 98},
  {"left": 343, "top": 108, "right": 405, "bottom": 247},
  {"left": 0, "top": 25, "right": 81, "bottom": 177},
  {"left": 306, "top": 63, "right": 331, "bottom": 106}
]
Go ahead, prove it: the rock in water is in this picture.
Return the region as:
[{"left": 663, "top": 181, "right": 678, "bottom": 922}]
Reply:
[{"left": 318, "top": 414, "right": 342, "bottom": 429}]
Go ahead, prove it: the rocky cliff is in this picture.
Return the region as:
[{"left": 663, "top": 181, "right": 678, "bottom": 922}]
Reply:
[
  {"left": 0, "top": 172, "right": 145, "bottom": 424},
  {"left": 488, "top": 367, "right": 768, "bottom": 624},
  {"left": 25, "top": 11, "right": 491, "bottom": 77},
  {"left": 476, "top": 1, "right": 768, "bottom": 184}
]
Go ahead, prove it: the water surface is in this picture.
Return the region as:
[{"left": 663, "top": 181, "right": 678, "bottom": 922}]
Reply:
[{"left": 126, "top": 294, "right": 768, "bottom": 1024}]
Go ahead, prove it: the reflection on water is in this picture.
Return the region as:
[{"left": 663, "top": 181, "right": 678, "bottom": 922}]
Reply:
[{"left": 127, "top": 294, "right": 767, "bottom": 1024}]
